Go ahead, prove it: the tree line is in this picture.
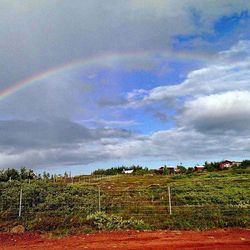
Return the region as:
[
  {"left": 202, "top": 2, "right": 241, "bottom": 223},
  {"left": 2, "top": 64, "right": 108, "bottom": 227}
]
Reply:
[
  {"left": 0, "top": 160, "right": 249, "bottom": 181},
  {"left": 92, "top": 160, "right": 250, "bottom": 176},
  {"left": 0, "top": 167, "right": 35, "bottom": 182}
]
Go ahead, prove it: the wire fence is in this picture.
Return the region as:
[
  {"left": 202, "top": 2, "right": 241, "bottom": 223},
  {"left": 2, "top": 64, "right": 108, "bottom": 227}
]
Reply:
[{"left": 1, "top": 182, "right": 249, "bottom": 229}]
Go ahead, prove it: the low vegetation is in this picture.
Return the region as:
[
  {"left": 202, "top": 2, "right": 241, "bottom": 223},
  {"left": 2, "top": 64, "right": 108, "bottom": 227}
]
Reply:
[
  {"left": 0, "top": 163, "right": 249, "bottom": 234},
  {"left": 86, "top": 212, "right": 149, "bottom": 230}
]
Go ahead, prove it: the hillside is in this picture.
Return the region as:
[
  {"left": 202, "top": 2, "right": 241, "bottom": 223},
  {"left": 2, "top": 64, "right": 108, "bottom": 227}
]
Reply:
[{"left": 0, "top": 168, "right": 249, "bottom": 233}]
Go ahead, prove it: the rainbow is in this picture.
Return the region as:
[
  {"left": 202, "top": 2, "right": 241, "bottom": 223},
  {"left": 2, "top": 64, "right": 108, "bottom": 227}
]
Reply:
[
  {"left": 0, "top": 49, "right": 197, "bottom": 101},
  {"left": 0, "top": 51, "right": 153, "bottom": 101}
]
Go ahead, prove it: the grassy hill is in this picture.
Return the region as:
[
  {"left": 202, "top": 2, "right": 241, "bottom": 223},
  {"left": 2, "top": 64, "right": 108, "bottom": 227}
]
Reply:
[{"left": 0, "top": 168, "right": 249, "bottom": 233}]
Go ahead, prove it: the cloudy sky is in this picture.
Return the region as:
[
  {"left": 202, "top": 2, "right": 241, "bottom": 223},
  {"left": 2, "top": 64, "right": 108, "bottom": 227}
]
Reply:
[{"left": 0, "top": 0, "right": 250, "bottom": 174}]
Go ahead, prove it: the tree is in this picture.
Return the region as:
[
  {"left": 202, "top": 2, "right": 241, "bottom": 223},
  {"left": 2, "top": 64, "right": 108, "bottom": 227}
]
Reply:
[
  {"left": 177, "top": 165, "right": 187, "bottom": 174},
  {"left": 43, "top": 171, "right": 50, "bottom": 179},
  {"left": 0, "top": 169, "right": 8, "bottom": 182},
  {"left": 20, "top": 167, "right": 29, "bottom": 180},
  {"left": 187, "top": 167, "right": 194, "bottom": 174},
  {"left": 204, "top": 161, "right": 220, "bottom": 171},
  {"left": 6, "top": 168, "right": 20, "bottom": 180},
  {"left": 240, "top": 160, "right": 250, "bottom": 168}
]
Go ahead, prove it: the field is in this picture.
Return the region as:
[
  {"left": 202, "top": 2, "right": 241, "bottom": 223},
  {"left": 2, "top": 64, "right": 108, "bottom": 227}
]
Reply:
[{"left": 0, "top": 168, "right": 249, "bottom": 234}]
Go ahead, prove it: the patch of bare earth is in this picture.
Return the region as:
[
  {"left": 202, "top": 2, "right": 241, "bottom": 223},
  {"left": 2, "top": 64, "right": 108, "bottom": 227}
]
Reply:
[{"left": 0, "top": 229, "right": 249, "bottom": 250}]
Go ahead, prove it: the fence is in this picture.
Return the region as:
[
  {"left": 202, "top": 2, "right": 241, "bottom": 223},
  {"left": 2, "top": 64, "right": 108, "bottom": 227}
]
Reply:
[
  {"left": 0, "top": 181, "right": 249, "bottom": 229},
  {"left": 44, "top": 174, "right": 123, "bottom": 184}
]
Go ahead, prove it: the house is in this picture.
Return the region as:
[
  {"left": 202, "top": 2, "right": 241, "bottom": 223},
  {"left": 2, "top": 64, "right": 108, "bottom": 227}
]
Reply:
[
  {"left": 167, "top": 166, "right": 176, "bottom": 174},
  {"left": 219, "top": 160, "right": 233, "bottom": 169},
  {"left": 155, "top": 166, "right": 182, "bottom": 175},
  {"left": 155, "top": 167, "right": 164, "bottom": 175},
  {"left": 122, "top": 169, "right": 134, "bottom": 174},
  {"left": 194, "top": 165, "right": 205, "bottom": 171},
  {"left": 219, "top": 160, "right": 242, "bottom": 169}
]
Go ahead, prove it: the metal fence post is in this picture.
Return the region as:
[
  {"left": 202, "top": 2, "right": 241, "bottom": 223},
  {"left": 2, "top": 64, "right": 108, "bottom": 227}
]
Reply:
[
  {"left": 98, "top": 186, "right": 101, "bottom": 212},
  {"left": 168, "top": 186, "right": 172, "bottom": 215},
  {"left": 19, "top": 189, "right": 23, "bottom": 218}
]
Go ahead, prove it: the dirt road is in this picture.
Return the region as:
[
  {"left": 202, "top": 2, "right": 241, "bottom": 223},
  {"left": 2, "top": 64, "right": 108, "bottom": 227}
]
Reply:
[{"left": 1, "top": 229, "right": 250, "bottom": 249}]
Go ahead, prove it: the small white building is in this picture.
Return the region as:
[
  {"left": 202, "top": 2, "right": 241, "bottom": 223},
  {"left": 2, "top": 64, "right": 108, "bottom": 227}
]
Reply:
[{"left": 122, "top": 169, "right": 134, "bottom": 174}]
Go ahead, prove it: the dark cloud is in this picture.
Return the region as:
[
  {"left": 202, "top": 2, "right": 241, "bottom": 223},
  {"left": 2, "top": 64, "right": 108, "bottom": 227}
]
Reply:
[
  {"left": 98, "top": 98, "right": 128, "bottom": 107},
  {"left": 145, "top": 107, "right": 168, "bottom": 122},
  {"left": 1, "top": 0, "right": 249, "bottom": 87},
  {"left": 0, "top": 117, "right": 136, "bottom": 168},
  {"left": 0, "top": 118, "right": 133, "bottom": 152}
]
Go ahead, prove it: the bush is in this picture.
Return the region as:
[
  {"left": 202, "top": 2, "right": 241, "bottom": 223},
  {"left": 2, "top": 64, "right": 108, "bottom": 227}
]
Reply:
[{"left": 86, "top": 212, "right": 149, "bottom": 230}]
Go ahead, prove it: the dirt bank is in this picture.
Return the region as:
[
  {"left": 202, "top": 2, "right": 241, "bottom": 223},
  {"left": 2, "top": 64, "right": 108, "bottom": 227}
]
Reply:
[{"left": 0, "top": 228, "right": 249, "bottom": 250}]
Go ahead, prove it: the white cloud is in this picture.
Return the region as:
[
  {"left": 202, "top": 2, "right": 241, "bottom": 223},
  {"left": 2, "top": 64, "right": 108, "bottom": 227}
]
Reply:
[
  {"left": 80, "top": 119, "right": 138, "bottom": 127},
  {"left": 219, "top": 40, "right": 250, "bottom": 62},
  {"left": 127, "top": 40, "right": 250, "bottom": 106},
  {"left": 180, "top": 91, "right": 250, "bottom": 133},
  {"left": 101, "top": 127, "right": 250, "bottom": 162}
]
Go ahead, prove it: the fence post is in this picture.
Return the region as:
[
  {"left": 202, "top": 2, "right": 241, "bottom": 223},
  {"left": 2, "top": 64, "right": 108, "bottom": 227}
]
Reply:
[
  {"left": 19, "top": 189, "right": 23, "bottom": 218},
  {"left": 98, "top": 186, "right": 101, "bottom": 212},
  {"left": 168, "top": 186, "right": 172, "bottom": 215}
]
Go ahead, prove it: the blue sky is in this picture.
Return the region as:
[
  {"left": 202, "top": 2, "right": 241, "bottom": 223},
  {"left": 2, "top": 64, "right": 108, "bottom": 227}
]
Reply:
[{"left": 0, "top": 1, "right": 250, "bottom": 175}]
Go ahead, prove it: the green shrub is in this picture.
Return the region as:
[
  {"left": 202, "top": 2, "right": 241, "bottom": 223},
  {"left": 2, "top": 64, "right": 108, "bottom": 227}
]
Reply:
[{"left": 86, "top": 211, "right": 149, "bottom": 230}]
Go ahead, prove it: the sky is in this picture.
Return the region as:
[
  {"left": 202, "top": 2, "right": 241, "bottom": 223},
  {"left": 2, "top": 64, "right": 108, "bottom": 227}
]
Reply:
[{"left": 0, "top": 0, "right": 250, "bottom": 175}]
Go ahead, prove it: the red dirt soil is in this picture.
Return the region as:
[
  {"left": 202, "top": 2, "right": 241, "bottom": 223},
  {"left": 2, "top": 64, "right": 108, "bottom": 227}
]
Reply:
[{"left": 0, "top": 229, "right": 249, "bottom": 250}]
